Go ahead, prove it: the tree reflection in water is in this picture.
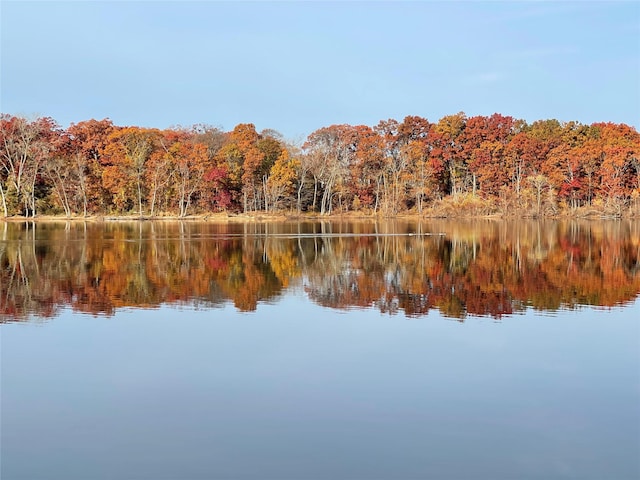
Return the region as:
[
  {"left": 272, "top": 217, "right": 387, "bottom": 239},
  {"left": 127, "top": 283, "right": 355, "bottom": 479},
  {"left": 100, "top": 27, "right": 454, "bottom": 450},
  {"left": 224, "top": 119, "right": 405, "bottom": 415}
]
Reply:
[{"left": 1, "top": 219, "right": 639, "bottom": 321}]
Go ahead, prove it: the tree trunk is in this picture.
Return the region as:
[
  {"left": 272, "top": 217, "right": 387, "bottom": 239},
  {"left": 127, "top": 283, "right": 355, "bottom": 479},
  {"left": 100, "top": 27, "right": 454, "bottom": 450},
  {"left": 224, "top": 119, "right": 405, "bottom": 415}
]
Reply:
[
  {"left": 312, "top": 175, "right": 319, "bottom": 212},
  {"left": 263, "top": 175, "right": 269, "bottom": 212},
  {"left": 297, "top": 171, "right": 306, "bottom": 213},
  {"left": 137, "top": 179, "right": 144, "bottom": 217},
  {"left": 0, "top": 183, "right": 7, "bottom": 217}
]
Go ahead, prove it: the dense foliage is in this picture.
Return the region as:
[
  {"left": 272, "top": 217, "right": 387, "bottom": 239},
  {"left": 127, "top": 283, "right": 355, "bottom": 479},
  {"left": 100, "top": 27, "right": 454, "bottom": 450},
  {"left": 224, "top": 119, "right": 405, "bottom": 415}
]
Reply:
[{"left": 1, "top": 113, "right": 639, "bottom": 217}]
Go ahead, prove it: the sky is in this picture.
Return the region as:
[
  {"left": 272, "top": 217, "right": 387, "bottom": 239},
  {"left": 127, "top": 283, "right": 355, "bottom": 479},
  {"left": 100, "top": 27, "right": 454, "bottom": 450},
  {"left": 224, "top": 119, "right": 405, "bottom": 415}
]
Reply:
[{"left": 1, "top": 1, "right": 639, "bottom": 142}]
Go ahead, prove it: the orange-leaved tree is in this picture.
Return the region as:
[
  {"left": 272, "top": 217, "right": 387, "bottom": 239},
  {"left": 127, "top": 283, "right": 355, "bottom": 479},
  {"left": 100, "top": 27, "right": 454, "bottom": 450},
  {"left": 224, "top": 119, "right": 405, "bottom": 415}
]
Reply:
[{"left": 102, "top": 127, "right": 159, "bottom": 215}]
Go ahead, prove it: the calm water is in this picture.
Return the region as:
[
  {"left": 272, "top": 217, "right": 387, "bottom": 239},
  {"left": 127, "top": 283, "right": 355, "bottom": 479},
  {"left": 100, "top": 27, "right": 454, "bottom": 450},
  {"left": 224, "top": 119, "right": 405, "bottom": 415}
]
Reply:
[{"left": 1, "top": 219, "right": 639, "bottom": 479}]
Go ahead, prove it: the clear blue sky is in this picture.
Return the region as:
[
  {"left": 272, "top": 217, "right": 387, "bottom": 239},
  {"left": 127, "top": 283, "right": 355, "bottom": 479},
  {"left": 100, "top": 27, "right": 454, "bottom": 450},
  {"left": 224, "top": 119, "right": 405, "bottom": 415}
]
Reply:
[{"left": 2, "top": 1, "right": 639, "bottom": 141}]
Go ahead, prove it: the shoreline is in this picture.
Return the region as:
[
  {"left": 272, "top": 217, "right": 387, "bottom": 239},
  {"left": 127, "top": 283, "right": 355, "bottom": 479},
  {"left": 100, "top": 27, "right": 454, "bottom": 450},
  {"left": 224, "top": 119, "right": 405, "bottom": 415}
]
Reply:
[{"left": 1, "top": 209, "right": 637, "bottom": 223}]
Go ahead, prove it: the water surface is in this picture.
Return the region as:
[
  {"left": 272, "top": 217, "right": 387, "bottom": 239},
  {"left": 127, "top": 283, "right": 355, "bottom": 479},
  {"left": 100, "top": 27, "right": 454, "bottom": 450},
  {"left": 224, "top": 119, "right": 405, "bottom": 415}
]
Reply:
[{"left": 1, "top": 219, "right": 639, "bottom": 479}]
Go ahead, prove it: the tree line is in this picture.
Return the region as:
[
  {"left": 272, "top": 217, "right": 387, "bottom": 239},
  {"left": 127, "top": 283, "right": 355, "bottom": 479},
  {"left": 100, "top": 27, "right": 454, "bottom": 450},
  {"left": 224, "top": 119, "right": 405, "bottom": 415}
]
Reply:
[{"left": 1, "top": 113, "right": 639, "bottom": 218}]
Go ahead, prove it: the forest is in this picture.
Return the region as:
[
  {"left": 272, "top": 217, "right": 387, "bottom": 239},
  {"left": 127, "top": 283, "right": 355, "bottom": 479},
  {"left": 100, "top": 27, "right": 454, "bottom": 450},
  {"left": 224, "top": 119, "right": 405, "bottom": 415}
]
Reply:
[{"left": 1, "top": 113, "right": 639, "bottom": 218}]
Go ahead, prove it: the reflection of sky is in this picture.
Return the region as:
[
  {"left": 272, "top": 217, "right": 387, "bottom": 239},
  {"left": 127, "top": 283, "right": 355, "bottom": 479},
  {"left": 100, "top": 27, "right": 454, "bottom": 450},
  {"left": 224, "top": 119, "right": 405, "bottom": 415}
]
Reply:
[{"left": 2, "top": 298, "right": 639, "bottom": 479}]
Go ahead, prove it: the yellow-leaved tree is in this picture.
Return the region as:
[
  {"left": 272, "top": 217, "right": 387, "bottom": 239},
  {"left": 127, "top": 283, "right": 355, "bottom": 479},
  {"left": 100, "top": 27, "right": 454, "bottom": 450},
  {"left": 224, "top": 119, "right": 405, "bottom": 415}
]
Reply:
[{"left": 266, "top": 149, "right": 299, "bottom": 212}]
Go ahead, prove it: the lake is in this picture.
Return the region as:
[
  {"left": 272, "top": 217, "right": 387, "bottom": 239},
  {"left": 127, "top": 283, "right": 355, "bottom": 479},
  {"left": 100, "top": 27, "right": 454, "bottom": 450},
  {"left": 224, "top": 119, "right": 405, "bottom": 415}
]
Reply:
[{"left": 1, "top": 219, "right": 639, "bottom": 479}]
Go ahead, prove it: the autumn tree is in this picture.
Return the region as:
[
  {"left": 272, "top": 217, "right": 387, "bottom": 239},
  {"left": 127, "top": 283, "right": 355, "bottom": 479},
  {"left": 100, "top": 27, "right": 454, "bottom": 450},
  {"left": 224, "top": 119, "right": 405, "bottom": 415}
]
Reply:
[
  {"left": 303, "top": 125, "right": 354, "bottom": 214},
  {"left": 235, "top": 124, "right": 265, "bottom": 212},
  {"left": 66, "top": 119, "right": 116, "bottom": 215},
  {"left": 102, "top": 127, "right": 159, "bottom": 215},
  {"left": 431, "top": 112, "right": 467, "bottom": 197},
  {"left": 504, "top": 131, "right": 543, "bottom": 200},
  {"left": 257, "top": 132, "right": 284, "bottom": 211},
  {"left": 397, "top": 116, "right": 433, "bottom": 213},
  {"left": 595, "top": 122, "right": 640, "bottom": 213},
  {"left": 211, "top": 124, "right": 266, "bottom": 213},
  {"left": 42, "top": 132, "right": 75, "bottom": 217},
  {"left": 266, "top": 148, "right": 299, "bottom": 211},
  {"left": 543, "top": 122, "right": 595, "bottom": 210},
  {"left": 349, "top": 125, "right": 384, "bottom": 211},
  {"left": 171, "top": 140, "right": 212, "bottom": 217},
  {"left": 0, "top": 115, "right": 59, "bottom": 217},
  {"left": 191, "top": 124, "right": 229, "bottom": 211},
  {"left": 146, "top": 129, "right": 181, "bottom": 216},
  {"left": 463, "top": 114, "right": 516, "bottom": 198},
  {"left": 375, "top": 119, "right": 407, "bottom": 214}
]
